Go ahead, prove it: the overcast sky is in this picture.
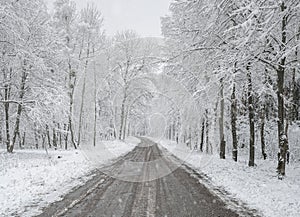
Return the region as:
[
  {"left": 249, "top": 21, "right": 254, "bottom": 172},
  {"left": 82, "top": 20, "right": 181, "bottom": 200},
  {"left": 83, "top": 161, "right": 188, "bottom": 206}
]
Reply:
[{"left": 47, "top": 0, "right": 171, "bottom": 37}]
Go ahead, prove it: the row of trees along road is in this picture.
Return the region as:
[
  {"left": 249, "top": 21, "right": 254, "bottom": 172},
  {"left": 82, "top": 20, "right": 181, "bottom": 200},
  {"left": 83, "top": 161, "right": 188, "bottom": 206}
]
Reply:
[
  {"left": 161, "top": 0, "right": 300, "bottom": 178},
  {"left": 1, "top": 0, "right": 299, "bottom": 179},
  {"left": 0, "top": 0, "right": 160, "bottom": 153}
]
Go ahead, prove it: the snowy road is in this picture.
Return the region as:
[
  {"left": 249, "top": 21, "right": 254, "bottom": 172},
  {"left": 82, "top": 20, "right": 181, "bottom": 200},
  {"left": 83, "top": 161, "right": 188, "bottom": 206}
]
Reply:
[{"left": 37, "top": 138, "right": 255, "bottom": 217}]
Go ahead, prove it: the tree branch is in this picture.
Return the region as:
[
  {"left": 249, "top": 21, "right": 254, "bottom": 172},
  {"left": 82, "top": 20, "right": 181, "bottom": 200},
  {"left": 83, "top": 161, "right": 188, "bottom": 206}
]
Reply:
[{"left": 0, "top": 100, "right": 36, "bottom": 105}]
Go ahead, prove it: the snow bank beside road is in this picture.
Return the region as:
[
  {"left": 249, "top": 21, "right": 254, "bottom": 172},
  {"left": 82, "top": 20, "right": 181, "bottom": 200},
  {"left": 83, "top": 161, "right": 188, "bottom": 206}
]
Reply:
[
  {"left": 156, "top": 139, "right": 300, "bottom": 217},
  {"left": 0, "top": 137, "right": 139, "bottom": 217},
  {"left": 82, "top": 137, "right": 140, "bottom": 167}
]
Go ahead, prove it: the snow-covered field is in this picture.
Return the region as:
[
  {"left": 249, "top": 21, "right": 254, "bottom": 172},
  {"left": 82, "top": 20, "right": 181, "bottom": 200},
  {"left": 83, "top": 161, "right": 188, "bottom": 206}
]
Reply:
[
  {"left": 156, "top": 139, "right": 300, "bottom": 217},
  {"left": 0, "top": 137, "right": 140, "bottom": 217}
]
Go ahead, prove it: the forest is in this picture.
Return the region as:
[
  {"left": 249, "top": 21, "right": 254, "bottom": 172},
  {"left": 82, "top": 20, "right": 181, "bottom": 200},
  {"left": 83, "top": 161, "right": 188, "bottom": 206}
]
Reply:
[{"left": 1, "top": 0, "right": 300, "bottom": 182}]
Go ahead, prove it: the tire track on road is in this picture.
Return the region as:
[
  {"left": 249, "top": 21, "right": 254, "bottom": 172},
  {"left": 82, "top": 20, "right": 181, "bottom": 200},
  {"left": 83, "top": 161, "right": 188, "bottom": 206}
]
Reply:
[{"left": 38, "top": 138, "right": 259, "bottom": 217}]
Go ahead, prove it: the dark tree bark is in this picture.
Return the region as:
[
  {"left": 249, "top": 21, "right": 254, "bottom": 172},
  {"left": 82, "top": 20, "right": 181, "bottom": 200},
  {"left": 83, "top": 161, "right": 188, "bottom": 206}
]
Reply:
[
  {"left": 122, "top": 108, "right": 128, "bottom": 140},
  {"left": 200, "top": 119, "right": 205, "bottom": 152},
  {"left": 21, "top": 132, "right": 25, "bottom": 148},
  {"left": 247, "top": 64, "right": 255, "bottom": 167},
  {"left": 189, "top": 127, "right": 192, "bottom": 149},
  {"left": 205, "top": 109, "right": 210, "bottom": 154},
  {"left": 41, "top": 135, "right": 45, "bottom": 149},
  {"left": 170, "top": 122, "right": 174, "bottom": 141},
  {"left": 277, "top": 2, "right": 288, "bottom": 178},
  {"left": 119, "top": 90, "right": 127, "bottom": 140},
  {"left": 46, "top": 125, "right": 51, "bottom": 149},
  {"left": 34, "top": 124, "right": 39, "bottom": 149},
  {"left": 3, "top": 62, "right": 12, "bottom": 152},
  {"left": 64, "top": 123, "right": 68, "bottom": 150},
  {"left": 219, "top": 77, "right": 226, "bottom": 159},
  {"left": 53, "top": 126, "right": 57, "bottom": 148},
  {"left": 292, "top": 70, "right": 298, "bottom": 121},
  {"left": 231, "top": 83, "right": 238, "bottom": 162},
  {"left": 260, "top": 105, "right": 267, "bottom": 160},
  {"left": 172, "top": 121, "right": 176, "bottom": 141},
  {"left": 10, "top": 66, "right": 28, "bottom": 153},
  {"left": 17, "top": 132, "right": 22, "bottom": 149},
  {"left": 175, "top": 116, "right": 179, "bottom": 144},
  {"left": 68, "top": 62, "right": 77, "bottom": 150},
  {"left": 4, "top": 81, "right": 11, "bottom": 152},
  {"left": 58, "top": 123, "right": 62, "bottom": 148}
]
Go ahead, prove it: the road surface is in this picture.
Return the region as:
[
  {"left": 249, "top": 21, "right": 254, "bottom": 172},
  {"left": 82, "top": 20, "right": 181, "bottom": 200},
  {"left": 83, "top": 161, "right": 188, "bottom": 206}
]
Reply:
[{"left": 37, "top": 138, "right": 257, "bottom": 217}]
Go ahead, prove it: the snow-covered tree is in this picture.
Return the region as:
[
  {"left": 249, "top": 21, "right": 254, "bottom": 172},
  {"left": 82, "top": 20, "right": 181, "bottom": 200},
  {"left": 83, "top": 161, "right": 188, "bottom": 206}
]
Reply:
[{"left": 162, "top": 0, "right": 300, "bottom": 177}]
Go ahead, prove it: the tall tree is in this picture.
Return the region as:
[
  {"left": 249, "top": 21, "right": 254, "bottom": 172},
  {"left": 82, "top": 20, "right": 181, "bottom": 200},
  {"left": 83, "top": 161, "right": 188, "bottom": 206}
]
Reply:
[{"left": 76, "top": 3, "right": 104, "bottom": 146}]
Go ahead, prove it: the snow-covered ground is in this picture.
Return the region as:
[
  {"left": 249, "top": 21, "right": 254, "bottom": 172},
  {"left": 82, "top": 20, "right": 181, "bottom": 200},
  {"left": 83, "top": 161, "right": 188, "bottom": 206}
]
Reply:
[
  {"left": 0, "top": 137, "right": 140, "bottom": 217},
  {"left": 156, "top": 138, "right": 300, "bottom": 217}
]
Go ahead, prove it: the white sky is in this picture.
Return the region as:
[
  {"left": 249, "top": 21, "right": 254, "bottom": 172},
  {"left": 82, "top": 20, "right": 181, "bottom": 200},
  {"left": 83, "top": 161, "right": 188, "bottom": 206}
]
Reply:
[{"left": 47, "top": 0, "right": 171, "bottom": 37}]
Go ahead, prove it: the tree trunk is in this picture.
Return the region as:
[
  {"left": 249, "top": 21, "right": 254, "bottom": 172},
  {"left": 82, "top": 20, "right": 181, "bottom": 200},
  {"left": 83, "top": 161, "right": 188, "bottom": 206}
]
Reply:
[
  {"left": 46, "top": 125, "right": 51, "bottom": 149},
  {"left": 10, "top": 66, "right": 28, "bottom": 152},
  {"left": 176, "top": 117, "right": 179, "bottom": 144},
  {"left": 200, "top": 119, "right": 205, "bottom": 152},
  {"left": 93, "top": 55, "right": 97, "bottom": 147},
  {"left": 219, "top": 77, "right": 226, "bottom": 159},
  {"left": 4, "top": 85, "right": 10, "bottom": 152},
  {"left": 170, "top": 123, "right": 173, "bottom": 140},
  {"left": 22, "top": 132, "right": 25, "bottom": 148},
  {"left": 68, "top": 61, "right": 77, "bottom": 149},
  {"left": 119, "top": 93, "right": 127, "bottom": 140},
  {"left": 53, "top": 126, "right": 57, "bottom": 148},
  {"left": 93, "top": 102, "right": 97, "bottom": 146},
  {"left": 292, "top": 69, "right": 298, "bottom": 121},
  {"left": 113, "top": 107, "right": 118, "bottom": 139},
  {"left": 260, "top": 105, "right": 267, "bottom": 160},
  {"left": 34, "top": 124, "right": 39, "bottom": 149},
  {"left": 65, "top": 17, "right": 81, "bottom": 150},
  {"left": 189, "top": 127, "right": 192, "bottom": 149},
  {"left": 42, "top": 135, "right": 45, "bottom": 149},
  {"left": 122, "top": 107, "right": 128, "bottom": 140},
  {"left": 173, "top": 121, "right": 176, "bottom": 141},
  {"left": 277, "top": 2, "right": 288, "bottom": 177},
  {"left": 18, "top": 132, "right": 22, "bottom": 149},
  {"left": 231, "top": 83, "right": 238, "bottom": 162},
  {"left": 58, "top": 123, "right": 62, "bottom": 148},
  {"left": 3, "top": 67, "right": 12, "bottom": 152},
  {"left": 247, "top": 64, "right": 255, "bottom": 167},
  {"left": 205, "top": 109, "right": 210, "bottom": 154},
  {"left": 64, "top": 123, "right": 68, "bottom": 150},
  {"left": 78, "top": 42, "right": 90, "bottom": 147}
]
